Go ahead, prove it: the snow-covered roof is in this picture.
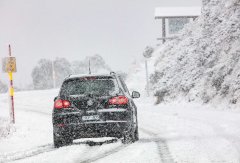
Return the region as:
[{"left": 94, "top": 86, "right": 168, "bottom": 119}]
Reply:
[
  {"left": 155, "top": 7, "right": 201, "bottom": 18},
  {"left": 67, "top": 73, "right": 113, "bottom": 79}
]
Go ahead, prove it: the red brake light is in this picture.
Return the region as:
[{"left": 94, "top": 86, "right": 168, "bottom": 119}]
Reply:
[
  {"left": 63, "top": 100, "right": 71, "bottom": 107},
  {"left": 54, "top": 99, "right": 71, "bottom": 109},
  {"left": 109, "top": 96, "right": 128, "bottom": 105}
]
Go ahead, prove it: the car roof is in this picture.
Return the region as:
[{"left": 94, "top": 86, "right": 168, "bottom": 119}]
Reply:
[{"left": 65, "top": 73, "right": 117, "bottom": 80}]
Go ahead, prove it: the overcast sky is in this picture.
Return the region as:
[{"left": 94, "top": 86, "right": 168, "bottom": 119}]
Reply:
[{"left": 0, "top": 0, "right": 201, "bottom": 87}]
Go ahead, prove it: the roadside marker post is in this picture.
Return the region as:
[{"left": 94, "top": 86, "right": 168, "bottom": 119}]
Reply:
[
  {"left": 8, "top": 72, "right": 15, "bottom": 124},
  {"left": 143, "top": 46, "right": 153, "bottom": 97},
  {"left": 2, "top": 45, "right": 17, "bottom": 124}
]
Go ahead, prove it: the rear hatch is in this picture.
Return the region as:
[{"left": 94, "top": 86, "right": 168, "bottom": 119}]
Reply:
[{"left": 61, "top": 76, "right": 119, "bottom": 109}]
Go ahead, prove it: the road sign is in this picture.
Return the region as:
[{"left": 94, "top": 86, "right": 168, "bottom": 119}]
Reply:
[
  {"left": 143, "top": 46, "right": 153, "bottom": 59},
  {"left": 2, "top": 57, "right": 17, "bottom": 73}
]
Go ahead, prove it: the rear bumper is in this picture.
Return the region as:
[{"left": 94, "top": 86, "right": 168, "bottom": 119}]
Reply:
[
  {"left": 53, "top": 121, "right": 131, "bottom": 139},
  {"left": 53, "top": 108, "right": 133, "bottom": 139}
]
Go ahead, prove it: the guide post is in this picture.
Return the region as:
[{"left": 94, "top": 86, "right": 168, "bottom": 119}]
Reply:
[
  {"left": 143, "top": 46, "right": 153, "bottom": 97},
  {"left": 2, "top": 45, "right": 17, "bottom": 124}
]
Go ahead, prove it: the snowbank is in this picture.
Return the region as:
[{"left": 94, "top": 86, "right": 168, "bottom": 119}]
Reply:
[
  {"left": 150, "top": 0, "right": 240, "bottom": 107},
  {"left": 0, "top": 93, "right": 15, "bottom": 139},
  {"left": 0, "top": 118, "right": 14, "bottom": 139}
]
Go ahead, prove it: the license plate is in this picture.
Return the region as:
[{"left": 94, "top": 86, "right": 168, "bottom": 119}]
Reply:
[{"left": 82, "top": 115, "right": 100, "bottom": 121}]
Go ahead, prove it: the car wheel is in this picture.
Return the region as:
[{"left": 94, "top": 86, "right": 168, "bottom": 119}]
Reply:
[
  {"left": 134, "top": 126, "right": 139, "bottom": 142},
  {"left": 122, "top": 133, "right": 133, "bottom": 144},
  {"left": 53, "top": 133, "right": 63, "bottom": 148},
  {"left": 53, "top": 133, "right": 73, "bottom": 148},
  {"left": 122, "top": 124, "right": 136, "bottom": 144}
]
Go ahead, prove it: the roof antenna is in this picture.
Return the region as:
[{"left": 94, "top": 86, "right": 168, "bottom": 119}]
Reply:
[{"left": 89, "top": 59, "right": 91, "bottom": 74}]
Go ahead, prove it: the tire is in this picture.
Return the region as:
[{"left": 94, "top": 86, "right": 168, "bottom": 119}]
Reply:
[
  {"left": 53, "top": 133, "right": 73, "bottom": 148},
  {"left": 53, "top": 134, "right": 63, "bottom": 148},
  {"left": 122, "top": 132, "right": 133, "bottom": 144},
  {"left": 134, "top": 126, "right": 139, "bottom": 142},
  {"left": 122, "top": 124, "right": 138, "bottom": 144}
]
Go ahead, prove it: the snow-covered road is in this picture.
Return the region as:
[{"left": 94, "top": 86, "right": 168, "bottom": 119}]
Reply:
[{"left": 1, "top": 89, "right": 240, "bottom": 163}]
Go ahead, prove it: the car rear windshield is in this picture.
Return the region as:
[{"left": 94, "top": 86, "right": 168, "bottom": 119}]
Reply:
[{"left": 60, "top": 78, "right": 119, "bottom": 96}]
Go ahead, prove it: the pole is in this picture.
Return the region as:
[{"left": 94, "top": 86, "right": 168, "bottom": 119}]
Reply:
[
  {"left": 52, "top": 60, "right": 56, "bottom": 88},
  {"left": 162, "top": 18, "right": 166, "bottom": 44},
  {"left": 89, "top": 60, "right": 91, "bottom": 74},
  {"left": 8, "top": 45, "right": 15, "bottom": 124},
  {"left": 145, "top": 59, "right": 150, "bottom": 97}
]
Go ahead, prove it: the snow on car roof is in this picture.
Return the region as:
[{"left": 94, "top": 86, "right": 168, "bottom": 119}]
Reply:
[
  {"left": 155, "top": 7, "right": 201, "bottom": 18},
  {"left": 66, "top": 73, "right": 114, "bottom": 80}
]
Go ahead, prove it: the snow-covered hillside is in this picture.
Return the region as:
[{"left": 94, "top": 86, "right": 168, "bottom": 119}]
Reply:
[{"left": 149, "top": 0, "right": 240, "bottom": 107}]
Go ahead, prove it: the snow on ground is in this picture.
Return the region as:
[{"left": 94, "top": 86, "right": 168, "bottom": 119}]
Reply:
[
  {"left": 1, "top": 89, "right": 240, "bottom": 163},
  {"left": 0, "top": 118, "right": 14, "bottom": 139},
  {"left": 0, "top": 90, "right": 57, "bottom": 154}
]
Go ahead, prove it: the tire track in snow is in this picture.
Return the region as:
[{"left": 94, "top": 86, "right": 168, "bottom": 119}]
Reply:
[
  {"left": 140, "top": 128, "right": 175, "bottom": 163},
  {"left": 0, "top": 144, "right": 54, "bottom": 163},
  {"left": 79, "top": 143, "right": 129, "bottom": 163},
  {"left": 0, "top": 139, "right": 125, "bottom": 163},
  {"left": 178, "top": 115, "right": 240, "bottom": 162},
  {"left": 3, "top": 104, "right": 128, "bottom": 163},
  {"left": 78, "top": 128, "right": 175, "bottom": 163}
]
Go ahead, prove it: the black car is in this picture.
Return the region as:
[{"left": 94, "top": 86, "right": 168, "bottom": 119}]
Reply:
[{"left": 52, "top": 72, "right": 140, "bottom": 148}]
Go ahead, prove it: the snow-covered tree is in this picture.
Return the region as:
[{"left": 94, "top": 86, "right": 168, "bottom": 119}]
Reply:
[
  {"left": 71, "top": 60, "right": 87, "bottom": 74},
  {"left": 71, "top": 54, "right": 111, "bottom": 74},
  {"left": 31, "top": 59, "right": 54, "bottom": 90},
  {"left": 31, "top": 55, "right": 111, "bottom": 90},
  {"left": 31, "top": 58, "right": 72, "bottom": 89},
  {"left": 149, "top": 0, "right": 240, "bottom": 105},
  {"left": 54, "top": 58, "right": 72, "bottom": 87}
]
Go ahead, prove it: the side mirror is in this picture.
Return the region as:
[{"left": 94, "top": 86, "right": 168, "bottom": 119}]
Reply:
[
  {"left": 54, "top": 96, "right": 57, "bottom": 101},
  {"left": 132, "top": 91, "right": 140, "bottom": 99}
]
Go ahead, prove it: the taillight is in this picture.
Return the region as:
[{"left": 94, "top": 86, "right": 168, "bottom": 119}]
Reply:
[
  {"left": 109, "top": 96, "right": 128, "bottom": 105},
  {"left": 54, "top": 99, "right": 71, "bottom": 109}
]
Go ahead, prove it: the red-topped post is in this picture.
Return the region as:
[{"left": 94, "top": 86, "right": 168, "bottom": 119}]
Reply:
[{"left": 8, "top": 45, "right": 15, "bottom": 124}]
